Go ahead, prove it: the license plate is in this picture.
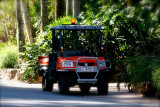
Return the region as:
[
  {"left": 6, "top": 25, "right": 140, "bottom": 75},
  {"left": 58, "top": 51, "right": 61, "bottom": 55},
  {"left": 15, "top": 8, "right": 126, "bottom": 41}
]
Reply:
[{"left": 78, "top": 67, "right": 94, "bottom": 72}]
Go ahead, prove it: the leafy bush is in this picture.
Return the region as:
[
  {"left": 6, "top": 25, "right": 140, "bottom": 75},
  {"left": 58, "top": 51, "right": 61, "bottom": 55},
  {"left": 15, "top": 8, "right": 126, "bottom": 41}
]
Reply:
[
  {"left": 20, "top": 44, "right": 40, "bottom": 81},
  {"left": 118, "top": 56, "right": 160, "bottom": 95},
  {"left": 124, "top": 55, "right": 152, "bottom": 86},
  {"left": 20, "top": 59, "right": 39, "bottom": 82},
  {"left": 152, "top": 59, "right": 160, "bottom": 91},
  {"left": 0, "top": 43, "right": 18, "bottom": 68}
]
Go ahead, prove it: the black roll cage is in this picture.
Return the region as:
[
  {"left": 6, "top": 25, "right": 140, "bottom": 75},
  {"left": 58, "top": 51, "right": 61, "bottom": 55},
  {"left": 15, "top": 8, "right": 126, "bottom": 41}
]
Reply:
[{"left": 50, "top": 25, "right": 103, "bottom": 56}]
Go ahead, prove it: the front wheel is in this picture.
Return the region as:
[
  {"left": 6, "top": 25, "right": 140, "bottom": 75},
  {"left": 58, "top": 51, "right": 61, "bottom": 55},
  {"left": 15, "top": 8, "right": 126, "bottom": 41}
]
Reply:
[
  {"left": 97, "top": 76, "right": 109, "bottom": 95},
  {"left": 58, "top": 73, "right": 70, "bottom": 94},
  {"left": 42, "top": 73, "right": 53, "bottom": 92}
]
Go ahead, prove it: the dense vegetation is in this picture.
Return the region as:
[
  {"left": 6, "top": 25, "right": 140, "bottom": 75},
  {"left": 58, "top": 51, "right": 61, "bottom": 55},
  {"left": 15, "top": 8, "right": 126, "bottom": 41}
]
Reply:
[
  {"left": 79, "top": 1, "right": 160, "bottom": 96},
  {"left": 0, "top": 0, "right": 159, "bottom": 97}
]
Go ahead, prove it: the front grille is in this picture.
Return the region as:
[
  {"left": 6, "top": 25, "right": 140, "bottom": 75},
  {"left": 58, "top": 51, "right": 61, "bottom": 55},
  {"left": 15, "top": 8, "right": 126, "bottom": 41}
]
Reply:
[
  {"left": 78, "top": 63, "right": 95, "bottom": 66},
  {"left": 78, "top": 72, "right": 97, "bottom": 79}
]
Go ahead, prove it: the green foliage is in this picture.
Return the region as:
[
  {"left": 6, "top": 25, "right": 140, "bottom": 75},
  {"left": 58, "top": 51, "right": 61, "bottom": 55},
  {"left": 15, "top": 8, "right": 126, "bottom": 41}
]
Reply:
[
  {"left": 29, "top": 0, "right": 41, "bottom": 34},
  {"left": 119, "top": 56, "right": 160, "bottom": 91},
  {"left": 20, "top": 58, "right": 39, "bottom": 82},
  {"left": 20, "top": 43, "right": 42, "bottom": 81},
  {"left": 47, "top": 0, "right": 55, "bottom": 22},
  {"left": 80, "top": 0, "right": 160, "bottom": 59},
  {"left": 125, "top": 55, "right": 152, "bottom": 85},
  {"left": 79, "top": 0, "right": 160, "bottom": 94},
  {"left": 151, "top": 59, "right": 160, "bottom": 91},
  {"left": 0, "top": 43, "right": 18, "bottom": 68}
]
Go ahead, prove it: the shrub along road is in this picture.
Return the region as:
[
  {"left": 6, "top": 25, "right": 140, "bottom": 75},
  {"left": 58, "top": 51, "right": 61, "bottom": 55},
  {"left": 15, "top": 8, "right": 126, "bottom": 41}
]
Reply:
[{"left": 0, "top": 77, "right": 159, "bottom": 107}]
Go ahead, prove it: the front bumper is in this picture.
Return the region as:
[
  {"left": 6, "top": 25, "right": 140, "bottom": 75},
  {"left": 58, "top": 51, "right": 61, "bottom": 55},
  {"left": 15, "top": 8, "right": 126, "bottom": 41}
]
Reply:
[{"left": 77, "top": 79, "right": 97, "bottom": 83}]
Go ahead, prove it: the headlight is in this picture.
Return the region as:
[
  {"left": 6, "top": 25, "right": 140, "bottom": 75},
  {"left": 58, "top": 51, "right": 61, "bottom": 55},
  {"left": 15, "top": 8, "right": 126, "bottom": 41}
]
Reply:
[
  {"left": 99, "top": 61, "right": 106, "bottom": 67},
  {"left": 41, "top": 66, "right": 48, "bottom": 70},
  {"left": 62, "top": 61, "right": 74, "bottom": 67}
]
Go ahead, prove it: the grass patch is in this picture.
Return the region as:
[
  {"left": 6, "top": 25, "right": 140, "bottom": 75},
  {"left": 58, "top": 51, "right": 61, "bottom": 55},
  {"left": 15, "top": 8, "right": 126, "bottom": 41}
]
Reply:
[{"left": 0, "top": 43, "right": 18, "bottom": 68}]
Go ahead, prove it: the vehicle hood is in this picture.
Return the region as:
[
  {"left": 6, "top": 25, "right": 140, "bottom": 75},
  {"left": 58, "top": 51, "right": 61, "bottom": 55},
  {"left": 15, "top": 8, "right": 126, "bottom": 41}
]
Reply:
[{"left": 57, "top": 56, "right": 105, "bottom": 63}]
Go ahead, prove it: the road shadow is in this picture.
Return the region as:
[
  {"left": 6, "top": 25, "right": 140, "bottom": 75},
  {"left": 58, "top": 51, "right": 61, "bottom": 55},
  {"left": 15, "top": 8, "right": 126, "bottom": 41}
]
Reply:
[{"left": 1, "top": 82, "right": 159, "bottom": 107}]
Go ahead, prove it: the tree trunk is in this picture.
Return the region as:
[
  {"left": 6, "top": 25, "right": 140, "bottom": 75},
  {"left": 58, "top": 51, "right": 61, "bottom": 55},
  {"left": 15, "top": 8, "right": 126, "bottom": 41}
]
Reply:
[
  {"left": 11, "top": 0, "right": 16, "bottom": 44},
  {"left": 72, "top": 0, "right": 80, "bottom": 18},
  {"left": 127, "top": 0, "right": 132, "bottom": 6},
  {"left": 41, "top": 0, "right": 49, "bottom": 35},
  {"left": 55, "top": 0, "right": 65, "bottom": 20},
  {"left": 66, "top": 0, "right": 72, "bottom": 16},
  {"left": 127, "top": 0, "right": 140, "bottom": 7},
  {"left": 21, "top": 0, "right": 35, "bottom": 43},
  {"left": 2, "top": 0, "right": 9, "bottom": 41},
  {"left": 16, "top": 0, "right": 25, "bottom": 52}
]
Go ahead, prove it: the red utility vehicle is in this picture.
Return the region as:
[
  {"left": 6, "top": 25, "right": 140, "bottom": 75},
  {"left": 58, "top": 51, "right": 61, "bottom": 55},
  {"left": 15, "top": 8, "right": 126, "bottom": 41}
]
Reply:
[{"left": 38, "top": 20, "right": 111, "bottom": 94}]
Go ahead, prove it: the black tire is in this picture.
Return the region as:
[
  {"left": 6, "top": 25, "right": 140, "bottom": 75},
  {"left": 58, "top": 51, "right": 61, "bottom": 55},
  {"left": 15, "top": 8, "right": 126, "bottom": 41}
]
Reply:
[
  {"left": 42, "top": 73, "right": 53, "bottom": 92},
  {"left": 58, "top": 73, "right": 70, "bottom": 94},
  {"left": 97, "top": 76, "right": 109, "bottom": 95},
  {"left": 80, "top": 85, "right": 91, "bottom": 94}
]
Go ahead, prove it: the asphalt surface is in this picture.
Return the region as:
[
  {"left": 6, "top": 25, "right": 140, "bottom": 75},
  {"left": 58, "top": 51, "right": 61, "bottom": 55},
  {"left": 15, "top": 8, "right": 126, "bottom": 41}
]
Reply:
[{"left": 0, "top": 77, "right": 159, "bottom": 107}]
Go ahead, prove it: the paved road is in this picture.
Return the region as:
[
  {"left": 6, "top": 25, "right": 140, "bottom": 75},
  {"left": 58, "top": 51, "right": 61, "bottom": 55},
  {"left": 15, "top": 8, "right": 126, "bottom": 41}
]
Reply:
[{"left": 0, "top": 78, "right": 159, "bottom": 107}]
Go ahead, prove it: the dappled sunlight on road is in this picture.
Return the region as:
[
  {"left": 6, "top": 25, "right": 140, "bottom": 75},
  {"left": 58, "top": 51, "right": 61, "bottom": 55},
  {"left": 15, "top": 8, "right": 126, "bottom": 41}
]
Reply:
[
  {"left": 0, "top": 79, "right": 41, "bottom": 89},
  {"left": 0, "top": 79, "right": 159, "bottom": 107},
  {"left": 1, "top": 99, "right": 116, "bottom": 107}
]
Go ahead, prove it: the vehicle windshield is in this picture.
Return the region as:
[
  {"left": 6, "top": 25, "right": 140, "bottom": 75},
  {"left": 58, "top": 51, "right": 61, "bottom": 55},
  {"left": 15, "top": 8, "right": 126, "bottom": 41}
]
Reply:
[{"left": 54, "top": 30, "right": 102, "bottom": 56}]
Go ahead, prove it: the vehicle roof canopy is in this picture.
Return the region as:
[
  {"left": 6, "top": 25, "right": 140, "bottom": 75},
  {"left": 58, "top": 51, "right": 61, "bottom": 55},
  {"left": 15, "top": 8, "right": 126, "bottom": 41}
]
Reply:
[{"left": 50, "top": 25, "right": 102, "bottom": 30}]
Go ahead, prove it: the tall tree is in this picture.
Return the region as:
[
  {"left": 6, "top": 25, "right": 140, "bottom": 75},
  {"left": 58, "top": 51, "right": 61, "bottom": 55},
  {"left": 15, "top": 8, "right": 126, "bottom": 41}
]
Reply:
[
  {"left": 55, "top": 0, "right": 65, "bottom": 20},
  {"left": 66, "top": 0, "right": 72, "bottom": 16},
  {"left": 2, "top": 0, "right": 9, "bottom": 41},
  {"left": 41, "top": 0, "right": 49, "bottom": 34},
  {"left": 16, "top": 0, "right": 25, "bottom": 52},
  {"left": 127, "top": 0, "right": 140, "bottom": 6},
  {"left": 127, "top": 0, "right": 132, "bottom": 6},
  {"left": 21, "top": 0, "right": 35, "bottom": 43},
  {"left": 72, "top": 0, "right": 80, "bottom": 18}
]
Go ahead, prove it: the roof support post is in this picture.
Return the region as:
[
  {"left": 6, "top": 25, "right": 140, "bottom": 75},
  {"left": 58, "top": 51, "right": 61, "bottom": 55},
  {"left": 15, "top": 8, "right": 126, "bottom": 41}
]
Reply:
[
  {"left": 59, "top": 30, "right": 63, "bottom": 56},
  {"left": 60, "top": 30, "right": 62, "bottom": 48},
  {"left": 100, "top": 30, "right": 102, "bottom": 48},
  {"left": 99, "top": 30, "right": 103, "bottom": 56},
  {"left": 52, "top": 30, "right": 55, "bottom": 53}
]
